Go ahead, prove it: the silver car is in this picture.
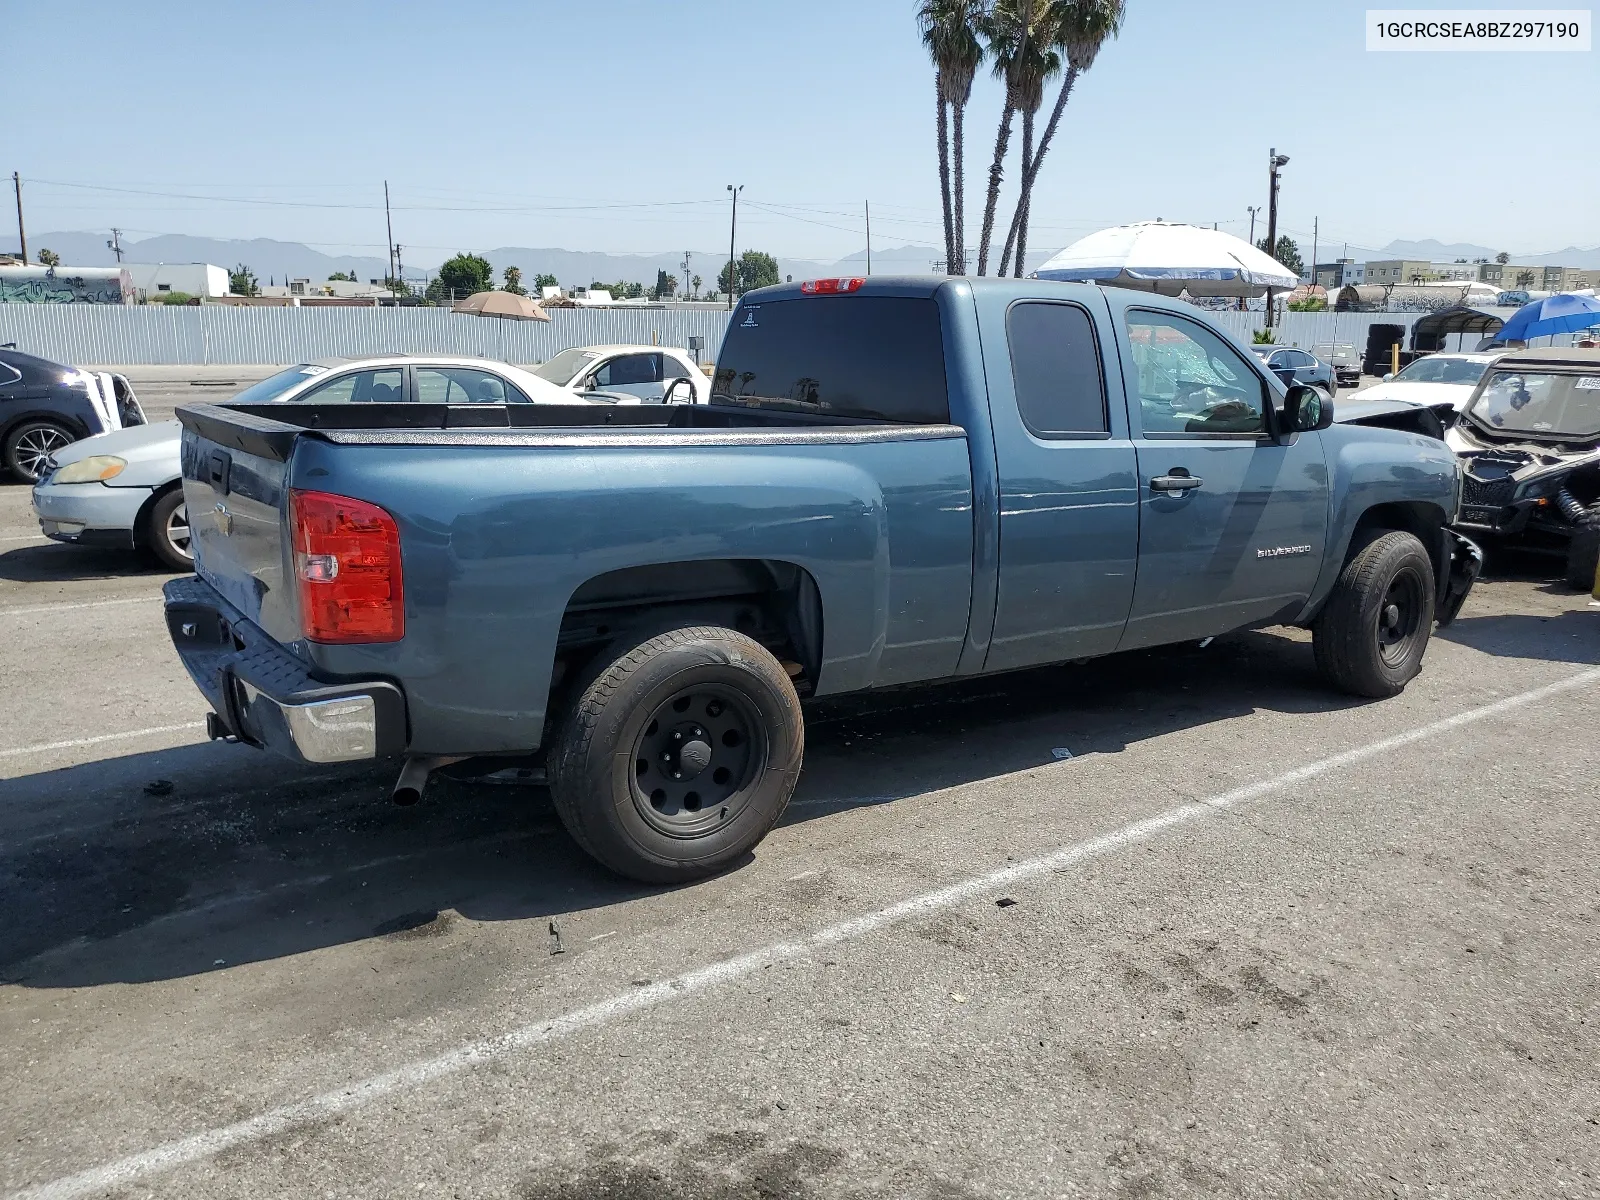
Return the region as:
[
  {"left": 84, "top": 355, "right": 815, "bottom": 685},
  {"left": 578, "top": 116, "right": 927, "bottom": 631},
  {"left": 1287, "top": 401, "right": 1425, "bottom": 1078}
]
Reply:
[{"left": 31, "top": 354, "right": 576, "bottom": 570}]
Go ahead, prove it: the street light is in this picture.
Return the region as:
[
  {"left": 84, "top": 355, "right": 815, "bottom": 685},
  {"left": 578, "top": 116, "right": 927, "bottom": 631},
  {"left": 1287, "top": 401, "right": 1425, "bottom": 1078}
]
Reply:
[
  {"left": 1264, "top": 148, "right": 1290, "bottom": 329},
  {"left": 726, "top": 184, "right": 743, "bottom": 311}
]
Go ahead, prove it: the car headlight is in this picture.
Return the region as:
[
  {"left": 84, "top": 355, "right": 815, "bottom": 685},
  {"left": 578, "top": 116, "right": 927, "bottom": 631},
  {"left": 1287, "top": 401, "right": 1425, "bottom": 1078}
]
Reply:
[
  {"left": 59, "top": 369, "right": 92, "bottom": 388},
  {"left": 53, "top": 455, "right": 127, "bottom": 484}
]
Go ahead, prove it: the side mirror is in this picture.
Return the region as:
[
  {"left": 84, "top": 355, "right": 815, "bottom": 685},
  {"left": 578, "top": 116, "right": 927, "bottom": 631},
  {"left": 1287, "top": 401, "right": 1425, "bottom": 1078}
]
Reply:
[
  {"left": 663, "top": 378, "right": 694, "bottom": 404},
  {"left": 1282, "top": 384, "right": 1333, "bottom": 436},
  {"left": 1382, "top": 373, "right": 1394, "bottom": 382}
]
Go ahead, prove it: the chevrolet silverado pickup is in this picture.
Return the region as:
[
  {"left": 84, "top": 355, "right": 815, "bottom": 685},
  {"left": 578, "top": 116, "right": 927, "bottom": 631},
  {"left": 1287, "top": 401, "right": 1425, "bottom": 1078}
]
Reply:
[{"left": 163, "top": 277, "right": 1480, "bottom": 882}]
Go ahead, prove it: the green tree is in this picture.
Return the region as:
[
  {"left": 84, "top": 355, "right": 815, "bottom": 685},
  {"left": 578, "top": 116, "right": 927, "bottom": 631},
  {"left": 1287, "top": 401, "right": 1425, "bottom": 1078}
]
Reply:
[
  {"left": 919, "top": 0, "right": 986, "bottom": 274},
  {"left": 383, "top": 275, "right": 413, "bottom": 297},
  {"left": 652, "top": 269, "right": 680, "bottom": 300},
  {"left": 503, "top": 265, "right": 526, "bottom": 295},
  {"left": 156, "top": 291, "right": 195, "bottom": 306},
  {"left": 1257, "top": 235, "right": 1304, "bottom": 277},
  {"left": 718, "top": 250, "right": 781, "bottom": 298},
  {"left": 1515, "top": 269, "right": 1536, "bottom": 289},
  {"left": 691, "top": 274, "right": 702, "bottom": 298},
  {"left": 426, "top": 252, "right": 493, "bottom": 301},
  {"left": 229, "top": 264, "right": 259, "bottom": 296},
  {"left": 973, "top": 0, "right": 1054, "bottom": 275},
  {"left": 37, "top": 248, "right": 61, "bottom": 268},
  {"left": 327, "top": 271, "right": 356, "bottom": 282},
  {"left": 534, "top": 272, "right": 558, "bottom": 290},
  {"left": 1000, "top": 0, "right": 1125, "bottom": 276},
  {"left": 1494, "top": 251, "right": 1511, "bottom": 265}
]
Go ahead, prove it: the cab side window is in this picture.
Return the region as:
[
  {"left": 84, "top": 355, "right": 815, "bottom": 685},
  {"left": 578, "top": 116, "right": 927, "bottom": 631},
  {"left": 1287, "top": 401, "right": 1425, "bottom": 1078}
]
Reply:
[
  {"left": 1006, "top": 301, "right": 1109, "bottom": 437},
  {"left": 1124, "top": 311, "right": 1266, "bottom": 436},
  {"left": 415, "top": 367, "right": 530, "bottom": 403}
]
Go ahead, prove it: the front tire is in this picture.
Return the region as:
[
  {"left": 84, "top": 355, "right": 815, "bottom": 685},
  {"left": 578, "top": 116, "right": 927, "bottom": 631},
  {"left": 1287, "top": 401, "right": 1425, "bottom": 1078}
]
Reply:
[
  {"left": 549, "top": 625, "right": 804, "bottom": 883},
  {"left": 5, "top": 420, "right": 76, "bottom": 484},
  {"left": 143, "top": 487, "right": 193, "bottom": 571},
  {"left": 1565, "top": 519, "right": 1600, "bottom": 591},
  {"left": 1313, "top": 530, "right": 1436, "bottom": 698}
]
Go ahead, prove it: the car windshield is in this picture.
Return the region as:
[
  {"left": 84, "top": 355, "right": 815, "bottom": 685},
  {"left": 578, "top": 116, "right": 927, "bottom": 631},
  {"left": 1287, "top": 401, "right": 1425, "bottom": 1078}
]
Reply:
[
  {"left": 229, "top": 364, "right": 328, "bottom": 403},
  {"left": 531, "top": 349, "right": 598, "bottom": 385},
  {"left": 1394, "top": 357, "right": 1491, "bottom": 385},
  {"left": 1466, "top": 369, "right": 1600, "bottom": 439}
]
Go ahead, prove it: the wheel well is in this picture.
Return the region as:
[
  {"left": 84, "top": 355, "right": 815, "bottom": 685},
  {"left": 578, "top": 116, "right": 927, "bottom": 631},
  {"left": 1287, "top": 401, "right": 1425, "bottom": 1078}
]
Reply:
[
  {"left": 554, "top": 559, "right": 824, "bottom": 697},
  {"left": 132, "top": 479, "right": 183, "bottom": 547},
  {"left": 1345, "top": 500, "right": 1449, "bottom": 581},
  {"left": 1, "top": 411, "right": 90, "bottom": 445}
]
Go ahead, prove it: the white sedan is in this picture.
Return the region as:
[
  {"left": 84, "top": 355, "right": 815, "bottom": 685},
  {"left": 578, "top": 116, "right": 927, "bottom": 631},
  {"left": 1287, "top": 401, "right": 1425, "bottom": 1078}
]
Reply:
[
  {"left": 531, "top": 344, "right": 712, "bottom": 404},
  {"left": 32, "top": 354, "right": 578, "bottom": 570},
  {"left": 1352, "top": 352, "right": 1502, "bottom": 412}
]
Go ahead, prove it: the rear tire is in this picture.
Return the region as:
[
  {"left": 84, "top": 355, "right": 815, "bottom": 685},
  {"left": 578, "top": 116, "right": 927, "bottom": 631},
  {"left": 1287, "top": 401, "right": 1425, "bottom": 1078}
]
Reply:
[
  {"left": 1313, "top": 530, "right": 1436, "bottom": 698},
  {"left": 4, "top": 419, "right": 76, "bottom": 484},
  {"left": 548, "top": 625, "right": 804, "bottom": 883},
  {"left": 143, "top": 487, "right": 193, "bottom": 572}
]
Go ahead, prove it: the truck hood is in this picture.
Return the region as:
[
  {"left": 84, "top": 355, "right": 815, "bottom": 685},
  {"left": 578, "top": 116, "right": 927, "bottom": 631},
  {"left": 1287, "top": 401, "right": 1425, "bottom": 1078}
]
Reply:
[{"left": 1350, "top": 380, "right": 1475, "bottom": 409}]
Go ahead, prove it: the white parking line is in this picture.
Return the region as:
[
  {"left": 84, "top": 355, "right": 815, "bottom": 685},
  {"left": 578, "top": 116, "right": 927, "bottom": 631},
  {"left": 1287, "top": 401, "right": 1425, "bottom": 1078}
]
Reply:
[
  {"left": 13, "top": 665, "right": 1600, "bottom": 1200},
  {"left": 0, "top": 722, "right": 206, "bottom": 761},
  {"left": 0, "top": 596, "right": 162, "bottom": 618},
  {"left": 0, "top": 533, "right": 48, "bottom": 542}
]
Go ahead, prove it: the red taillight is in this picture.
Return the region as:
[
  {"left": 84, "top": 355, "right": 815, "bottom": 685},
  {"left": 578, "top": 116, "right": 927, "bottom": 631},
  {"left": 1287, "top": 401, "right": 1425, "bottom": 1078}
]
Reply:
[
  {"left": 799, "top": 277, "right": 865, "bottom": 295},
  {"left": 290, "top": 489, "right": 404, "bottom": 643}
]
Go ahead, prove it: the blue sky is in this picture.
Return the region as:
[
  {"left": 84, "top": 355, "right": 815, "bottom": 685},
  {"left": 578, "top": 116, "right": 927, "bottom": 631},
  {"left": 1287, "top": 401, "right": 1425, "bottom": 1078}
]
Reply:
[{"left": 9, "top": 0, "right": 1596, "bottom": 266}]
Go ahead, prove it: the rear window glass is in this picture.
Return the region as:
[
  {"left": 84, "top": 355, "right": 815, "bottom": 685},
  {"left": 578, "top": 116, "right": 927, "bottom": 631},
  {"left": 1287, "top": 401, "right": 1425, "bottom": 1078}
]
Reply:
[
  {"left": 1006, "top": 301, "right": 1108, "bottom": 436},
  {"left": 713, "top": 297, "right": 949, "bottom": 423}
]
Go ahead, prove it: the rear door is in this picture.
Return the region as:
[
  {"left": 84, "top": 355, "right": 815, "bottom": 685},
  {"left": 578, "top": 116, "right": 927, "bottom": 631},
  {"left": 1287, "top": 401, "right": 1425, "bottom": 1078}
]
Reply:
[
  {"left": 1115, "top": 307, "right": 1329, "bottom": 649},
  {"left": 984, "top": 295, "right": 1140, "bottom": 670}
]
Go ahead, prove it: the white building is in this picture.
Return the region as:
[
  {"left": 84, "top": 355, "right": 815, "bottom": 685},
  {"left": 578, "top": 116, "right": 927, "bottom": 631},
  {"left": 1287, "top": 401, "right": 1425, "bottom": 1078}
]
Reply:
[
  {"left": 124, "top": 263, "right": 230, "bottom": 300},
  {"left": 260, "top": 277, "right": 398, "bottom": 299}
]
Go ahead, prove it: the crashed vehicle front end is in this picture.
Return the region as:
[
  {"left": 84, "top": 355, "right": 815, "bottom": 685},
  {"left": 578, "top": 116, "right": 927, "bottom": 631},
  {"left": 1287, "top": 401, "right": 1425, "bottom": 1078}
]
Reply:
[{"left": 1444, "top": 350, "right": 1600, "bottom": 586}]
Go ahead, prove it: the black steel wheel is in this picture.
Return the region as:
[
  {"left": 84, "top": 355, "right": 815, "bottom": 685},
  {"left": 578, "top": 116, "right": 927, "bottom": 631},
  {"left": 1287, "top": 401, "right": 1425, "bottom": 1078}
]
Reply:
[
  {"left": 1313, "top": 530, "right": 1436, "bottom": 698},
  {"left": 549, "top": 624, "right": 804, "bottom": 883},
  {"left": 631, "top": 685, "right": 765, "bottom": 837},
  {"left": 5, "top": 420, "right": 75, "bottom": 484}
]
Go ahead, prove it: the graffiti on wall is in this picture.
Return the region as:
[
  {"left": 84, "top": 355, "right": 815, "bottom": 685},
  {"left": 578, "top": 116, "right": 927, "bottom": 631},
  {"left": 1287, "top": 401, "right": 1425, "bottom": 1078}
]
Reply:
[{"left": 0, "top": 268, "right": 131, "bottom": 304}]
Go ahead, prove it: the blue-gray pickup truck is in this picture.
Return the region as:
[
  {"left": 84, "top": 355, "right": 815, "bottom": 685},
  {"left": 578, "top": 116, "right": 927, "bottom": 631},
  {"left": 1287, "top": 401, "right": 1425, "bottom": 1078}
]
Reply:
[{"left": 164, "top": 277, "right": 1480, "bottom": 882}]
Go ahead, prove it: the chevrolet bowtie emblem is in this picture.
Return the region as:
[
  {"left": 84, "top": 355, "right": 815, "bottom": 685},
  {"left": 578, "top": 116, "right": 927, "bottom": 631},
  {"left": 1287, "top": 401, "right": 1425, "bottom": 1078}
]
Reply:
[{"left": 214, "top": 502, "right": 232, "bottom": 536}]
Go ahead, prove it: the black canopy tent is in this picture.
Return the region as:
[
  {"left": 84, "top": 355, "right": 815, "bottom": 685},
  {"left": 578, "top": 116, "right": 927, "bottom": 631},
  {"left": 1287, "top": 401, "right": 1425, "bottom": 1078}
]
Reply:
[{"left": 1409, "top": 306, "right": 1506, "bottom": 352}]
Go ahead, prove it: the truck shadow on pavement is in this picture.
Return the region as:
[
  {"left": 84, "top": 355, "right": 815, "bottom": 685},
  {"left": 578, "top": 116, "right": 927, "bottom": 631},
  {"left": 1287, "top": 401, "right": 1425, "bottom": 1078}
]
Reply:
[
  {"left": 5, "top": 613, "right": 1593, "bottom": 991},
  {"left": 0, "top": 542, "right": 169, "bottom": 582}
]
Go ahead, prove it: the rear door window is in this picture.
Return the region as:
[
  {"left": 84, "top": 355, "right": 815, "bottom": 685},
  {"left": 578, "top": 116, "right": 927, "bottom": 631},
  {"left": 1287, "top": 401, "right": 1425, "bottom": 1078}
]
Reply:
[
  {"left": 1006, "top": 301, "right": 1108, "bottom": 436},
  {"left": 594, "top": 354, "right": 660, "bottom": 387},
  {"left": 713, "top": 296, "right": 949, "bottom": 423},
  {"left": 415, "top": 367, "right": 529, "bottom": 403}
]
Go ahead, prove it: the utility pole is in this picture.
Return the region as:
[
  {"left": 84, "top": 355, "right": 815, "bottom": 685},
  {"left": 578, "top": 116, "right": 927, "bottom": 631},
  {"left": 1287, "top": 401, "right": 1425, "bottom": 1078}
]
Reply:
[
  {"left": 725, "top": 184, "right": 742, "bottom": 311},
  {"left": 394, "top": 244, "right": 404, "bottom": 295},
  {"left": 865, "top": 200, "right": 872, "bottom": 275},
  {"left": 1247, "top": 205, "right": 1260, "bottom": 247},
  {"left": 384, "top": 180, "right": 396, "bottom": 290},
  {"left": 681, "top": 251, "right": 691, "bottom": 300},
  {"left": 1310, "top": 215, "right": 1318, "bottom": 291},
  {"left": 11, "top": 173, "right": 25, "bottom": 263},
  {"left": 106, "top": 228, "right": 123, "bottom": 263},
  {"left": 1264, "top": 148, "right": 1289, "bottom": 329}
]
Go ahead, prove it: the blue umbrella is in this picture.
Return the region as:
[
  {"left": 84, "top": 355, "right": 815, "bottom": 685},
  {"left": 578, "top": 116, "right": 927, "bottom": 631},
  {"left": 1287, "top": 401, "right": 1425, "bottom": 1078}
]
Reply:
[{"left": 1498, "top": 292, "right": 1600, "bottom": 342}]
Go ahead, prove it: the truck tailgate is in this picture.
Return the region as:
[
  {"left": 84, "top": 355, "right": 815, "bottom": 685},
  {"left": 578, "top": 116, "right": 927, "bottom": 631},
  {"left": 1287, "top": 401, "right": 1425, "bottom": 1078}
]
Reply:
[{"left": 178, "top": 414, "right": 295, "bottom": 640}]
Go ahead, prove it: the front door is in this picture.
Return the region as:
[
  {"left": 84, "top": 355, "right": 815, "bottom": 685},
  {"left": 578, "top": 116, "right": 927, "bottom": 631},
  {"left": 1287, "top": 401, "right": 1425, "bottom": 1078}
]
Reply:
[
  {"left": 1117, "top": 308, "right": 1329, "bottom": 650},
  {"left": 592, "top": 353, "right": 665, "bottom": 402}
]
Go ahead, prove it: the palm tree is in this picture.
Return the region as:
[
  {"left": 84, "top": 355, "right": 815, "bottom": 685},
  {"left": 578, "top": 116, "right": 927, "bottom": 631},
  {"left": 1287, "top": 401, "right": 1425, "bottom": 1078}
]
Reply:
[
  {"left": 919, "top": 1, "right": 985, "bottom": 274},
  {"left": 1003, "top": 0, "right": 1125, "bottom": 277},
  {"left": 975, "top": 0, "right": 1056, "bottom": 276}
]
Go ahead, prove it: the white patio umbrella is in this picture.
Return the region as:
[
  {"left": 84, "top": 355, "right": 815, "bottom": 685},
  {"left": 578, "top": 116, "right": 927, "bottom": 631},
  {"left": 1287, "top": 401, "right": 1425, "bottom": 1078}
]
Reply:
[{"left": 1032, "top": 220, "right": 1299, "bottom": 297}]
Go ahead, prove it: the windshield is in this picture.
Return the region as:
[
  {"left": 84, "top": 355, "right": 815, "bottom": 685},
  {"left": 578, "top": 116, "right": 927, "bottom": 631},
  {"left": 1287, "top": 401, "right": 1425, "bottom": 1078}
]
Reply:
[
  {"left": 229, "top": 364, "right": 328, "bottom": 403},
  {"left": 1466, "top": 370, "right": 1600, "bottom": 438},
  {"left": 1394, "top": 357, "right": 1492, "bottom": 385},
  {"left": 532, "top": 348, "right": 598, "bottom": 386}
]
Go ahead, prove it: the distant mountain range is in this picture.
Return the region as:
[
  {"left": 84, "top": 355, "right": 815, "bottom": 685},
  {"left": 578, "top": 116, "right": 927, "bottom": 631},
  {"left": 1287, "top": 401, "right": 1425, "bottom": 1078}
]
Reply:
[
  {"left": 24, "top": 229, "right": 1600, "bottom": 281},
  {"left": 19, "top": 231, "right": 1053, "bottom": 287}
]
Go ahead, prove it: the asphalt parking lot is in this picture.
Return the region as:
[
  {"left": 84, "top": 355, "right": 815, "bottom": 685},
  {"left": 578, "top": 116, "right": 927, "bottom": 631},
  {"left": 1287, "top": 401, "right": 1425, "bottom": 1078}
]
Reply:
[{"left": 3, "top": 420, "right": 1599, "bottom": 1198}]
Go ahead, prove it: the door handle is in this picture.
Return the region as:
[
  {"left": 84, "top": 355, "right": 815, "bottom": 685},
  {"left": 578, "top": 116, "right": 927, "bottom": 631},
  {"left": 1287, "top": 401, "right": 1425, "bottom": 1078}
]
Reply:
[{"left": 1150, "top": 472, "right": 1203, "bottom": 492}]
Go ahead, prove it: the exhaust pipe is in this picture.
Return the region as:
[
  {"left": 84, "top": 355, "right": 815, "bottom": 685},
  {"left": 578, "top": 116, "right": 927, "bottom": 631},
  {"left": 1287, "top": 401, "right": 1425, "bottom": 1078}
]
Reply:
[{"left": 391, "top": 755, "right": 465, "bottom": 806}]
